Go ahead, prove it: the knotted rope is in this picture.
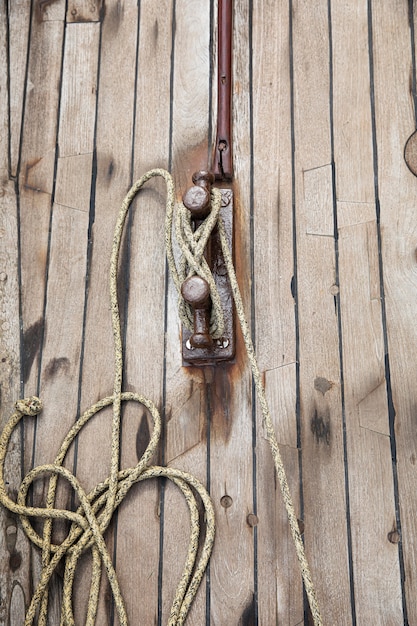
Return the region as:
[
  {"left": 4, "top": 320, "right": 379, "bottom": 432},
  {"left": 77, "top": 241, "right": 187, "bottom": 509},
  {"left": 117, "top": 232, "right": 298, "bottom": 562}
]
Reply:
[{"left": 0, "top": 168, "right": 322, "bottom": 625}]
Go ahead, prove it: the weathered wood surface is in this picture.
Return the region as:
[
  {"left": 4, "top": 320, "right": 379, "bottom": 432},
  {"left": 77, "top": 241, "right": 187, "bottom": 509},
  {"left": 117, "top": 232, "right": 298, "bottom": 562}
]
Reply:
[{"left": 1, "top": 1, "right": 417, "bottom": 624}]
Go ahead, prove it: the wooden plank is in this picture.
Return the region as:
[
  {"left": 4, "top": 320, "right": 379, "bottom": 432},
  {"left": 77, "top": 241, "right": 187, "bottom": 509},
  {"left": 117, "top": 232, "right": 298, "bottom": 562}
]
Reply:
[
  {"left": 23, "top": 20, "right": 100, "bottom": 622},
  {"left": 292, "top": 1, "right": 352, "bottom": 616},
  {"left": 0, "top": 7, "right": 28, "bottom": 617},
  {"left": 59, "top": 23, "right": 99, "bottom": 158},
  {"left": 170, "top": 0, "right": 212, "bottom": 190},
  {"left": 251, "top": 1, "right": 303, "bottom": 623},
  {"left": 338, "top": 221, "right": 403, "bottom": 622},
  {"left": 118, "top": 1, "right": 173, "bottom": 623},
  {"left": 68, "top": 3, "right": 138, "bottom": 622},
  {"left": 18, "top": 12, "right": 65, "bottom": 405},
  {"left": 332, "top": 2, "right": 403, "bottom": 621},
  {"left": 161, "top": 1, "right": 212, "bottom": 621},
  {"left": 332, "top": 1, "right": 374, "bottom": 205},
  {"left": 8, "top": 0, "right": 31, "bottom": 177},
  {"left": 372, "top": 1, "right": 417, "bottom": 623},
  {"left": 207, "top": 1, "right": 255, "bottom": 623}
]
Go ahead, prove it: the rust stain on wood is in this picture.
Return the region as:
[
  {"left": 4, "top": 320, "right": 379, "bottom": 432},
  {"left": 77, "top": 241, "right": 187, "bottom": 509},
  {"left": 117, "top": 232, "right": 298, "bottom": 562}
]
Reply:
[{"left": 35, "top": 0, "right": 60, "bottom": 23}]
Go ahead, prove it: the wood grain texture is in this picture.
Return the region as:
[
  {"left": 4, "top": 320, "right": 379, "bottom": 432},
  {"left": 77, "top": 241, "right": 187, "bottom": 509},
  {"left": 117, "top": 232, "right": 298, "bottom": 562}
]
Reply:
[
  {"left": 121, "top": 1, "right": 172, "bottom": 623},
  {"left": 333, "top": 3, "right": 404, "bottom": 622},
  {"left": 3, "top": 1, "right": 417, "bottom": 624},
  {"left": 252, "top": 2, "right": 303, "bottom": 623},
  {"left": 292, "top": 2, "right": 352, "bottom": 618},
  {"left": 161, "top": 2, "right": 212, "bottom": 622},
  {"left": 372, "top": 1, "right": 417, "bottom": 623},
  {"left": 208, "top": 2, "right": 256, "bottom": 623}
]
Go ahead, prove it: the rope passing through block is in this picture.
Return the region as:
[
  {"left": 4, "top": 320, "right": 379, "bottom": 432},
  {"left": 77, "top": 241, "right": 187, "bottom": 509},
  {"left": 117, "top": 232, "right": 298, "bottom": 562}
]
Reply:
[{"left": 0, "top": 169, "right": 322, "bottom": 625}]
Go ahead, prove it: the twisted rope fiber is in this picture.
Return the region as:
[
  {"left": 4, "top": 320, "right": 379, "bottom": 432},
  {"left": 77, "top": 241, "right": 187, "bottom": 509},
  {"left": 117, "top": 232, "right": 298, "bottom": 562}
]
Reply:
[
  {"left": 0, "top": 168, "right": 322, "bottom": 625},
  {"left": 0, "top": 169, "right": 214, "bottom": 626},
  {"left": 166, "top": 171, "right": 322, "bottom": 625}
]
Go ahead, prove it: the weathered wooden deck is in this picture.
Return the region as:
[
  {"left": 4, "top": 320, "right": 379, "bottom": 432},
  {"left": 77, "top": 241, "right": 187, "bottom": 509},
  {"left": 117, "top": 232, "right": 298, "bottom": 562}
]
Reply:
[{"left": 2, "top": 0, "right": 417, "bottom": 623}]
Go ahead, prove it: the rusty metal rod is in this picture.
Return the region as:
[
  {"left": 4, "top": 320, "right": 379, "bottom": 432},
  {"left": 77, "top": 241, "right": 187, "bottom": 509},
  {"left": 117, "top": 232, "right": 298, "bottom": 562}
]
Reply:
[{"left": 213, "top": 0, "right": 233, "bottom": 181}]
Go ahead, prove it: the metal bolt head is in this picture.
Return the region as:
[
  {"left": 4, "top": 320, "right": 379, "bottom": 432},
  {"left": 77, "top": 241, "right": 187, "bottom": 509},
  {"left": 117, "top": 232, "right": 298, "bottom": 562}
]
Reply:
[{"left": 183, "top": 185, "right": 211, "bottom": 219}]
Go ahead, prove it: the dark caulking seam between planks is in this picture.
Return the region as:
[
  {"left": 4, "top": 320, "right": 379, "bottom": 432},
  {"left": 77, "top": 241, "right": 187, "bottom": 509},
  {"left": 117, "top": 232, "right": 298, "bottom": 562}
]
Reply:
[
  {"left": 247, "top": 1, "right": 259, "bottom": 623},
  {"left": 206, "top": 4, "right": 215, "bottom": 624},
  {"left": 327, "top": 1, "right": 356, "bottom": 623},
  {"left": 157, "top": 2, "right": 177, "bottom": 624},
  {"left": 289, "top": 1, "right": 306, "bottom": 622}
]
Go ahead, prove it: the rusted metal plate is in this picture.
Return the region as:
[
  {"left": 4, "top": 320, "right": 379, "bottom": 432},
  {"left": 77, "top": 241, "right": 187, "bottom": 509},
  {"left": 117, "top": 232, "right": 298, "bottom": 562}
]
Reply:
[{"left": 182, "top": 188, "right": 234, "bottom": 365}]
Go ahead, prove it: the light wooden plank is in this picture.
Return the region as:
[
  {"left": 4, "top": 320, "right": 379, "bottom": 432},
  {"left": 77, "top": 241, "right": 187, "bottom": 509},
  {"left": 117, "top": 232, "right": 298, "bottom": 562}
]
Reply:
[
  {"left": 170, "top": 0, "right": 212, "bottom": 190},
  {"left": 373, "top": 1, "right": 417, "bottom": 622},
  {"left": 27, "top": 203, "right": 90, "bottom": 624},
  {"left": 55, "top": 153, "right": 93, "bottom": 211},
  {"left": 337, "top": 201, "right": 376, "bottom": 229},
  {"left": 304, "top": 165, "right": 334, "bottom": 237},
  {"left": 293, "top": 1, "right": 352, "bottom": 613},
  {"left": 8, "top": 0, "right": 31, "bottom": 177},
  {"left": 18, "top": 20, "right": 65, "bottom": 192},
  {"left": 161, "top": 0, "right": 212, "bottom": 621},
  {"left": 0, "top": 8, "right": 27, "bottom": 606},
  {"left": 18, "top": 2, "right": 66, "bottom": 480},
  {"left": 24, "top": 19, "right": 99, "bottom": 623},
  {"left": 332, "top": 0, "right": 374, "bottom": 204},
  {"left": 33, "top": 204, "right": 89, "bottom": 469},
  {"left": 21, "top": 22, "right": 99, "bottom": 621},
  {"left": 251, "top": 1, "right": 303, "bottom": 622},
  {"left": 208, "top": 1, "right": 255, "bottom": 622},
  {"left": 116, "top": 1, "right": 174, "bottom": 623},
  {"left": 66, "top": 2, "right": 138, "bottom": 622},
  {"left": 338, "top": 222, "right": 403, "bottom": 622},
  {"left": 252, "top": 1, "right": 295, "bottom": 373},
  {"left": 59, "top": 23, "right": 99, "bottom": 158},
  {"left": 292, "top": 0, "right": 331, "bottom": 173},
  {"left": 296, "top": 231, "right": 351, "bottom": 624},
  {"left": 332, "top": 3, "right": 404, "bottom": 621}
]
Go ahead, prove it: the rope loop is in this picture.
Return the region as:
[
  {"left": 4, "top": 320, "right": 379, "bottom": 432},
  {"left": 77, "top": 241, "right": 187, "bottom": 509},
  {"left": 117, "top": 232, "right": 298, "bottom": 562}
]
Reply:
[
  {"left": 0, "top": 169, "right": 322, "bottom": 626},
  {"left": 0, "top": 169, "right": 215, "bottom": 626},
  {"left": 174, "top": 189, "right": 225, "bottom": 338}
]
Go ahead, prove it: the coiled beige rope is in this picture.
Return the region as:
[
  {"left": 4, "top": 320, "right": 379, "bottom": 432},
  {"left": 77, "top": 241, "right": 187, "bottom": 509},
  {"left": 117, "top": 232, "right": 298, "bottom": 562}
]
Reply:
[{"left": 0, "top": 168, "right": 322, "bottom": 625}]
